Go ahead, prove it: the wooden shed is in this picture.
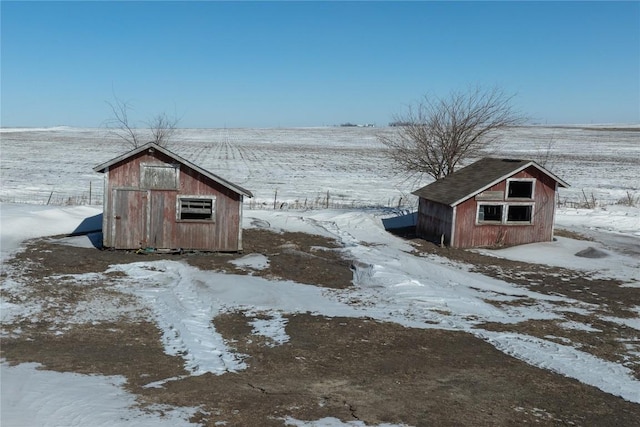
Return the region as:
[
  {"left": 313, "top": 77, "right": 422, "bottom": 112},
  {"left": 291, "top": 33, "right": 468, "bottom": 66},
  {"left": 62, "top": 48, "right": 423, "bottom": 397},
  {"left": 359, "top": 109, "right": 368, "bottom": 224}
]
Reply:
[
  {"left": 94, "top": 142, "right": 253, "bottom": 252},
  {"left": 411, "top": 158, "right": 569, "bottom": 248}
]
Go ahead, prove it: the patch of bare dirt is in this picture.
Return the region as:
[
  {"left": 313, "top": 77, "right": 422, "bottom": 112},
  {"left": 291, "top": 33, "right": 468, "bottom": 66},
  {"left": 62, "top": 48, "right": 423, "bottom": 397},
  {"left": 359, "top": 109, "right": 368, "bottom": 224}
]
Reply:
[
  {"left": 2, "top": 227, "right": 640, "bottom": 426},
  {"left": 186, "top": 228, "right": 353, "bottom": 289},
  {"left": 479, "top": 314, "right": 640, "bottom": 379},
  {"left": 2, "top": 320, "right": 186, "bottom": 387},
  {"left": 398, "top": 228, "right": 640, "bottom": 382},
  {"left": 4, "top": 228, "right": 353, "bottom": 289},
  {"left": 404, "top": 232, "right": 638, "bottom": 317},
  {"left": 553, "top": 228, "right": 594, "bottom": 241}
]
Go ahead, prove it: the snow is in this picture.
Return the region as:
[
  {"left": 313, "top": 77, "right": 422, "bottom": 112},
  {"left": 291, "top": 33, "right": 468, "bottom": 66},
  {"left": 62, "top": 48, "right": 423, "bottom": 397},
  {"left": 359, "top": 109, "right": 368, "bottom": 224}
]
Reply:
[
  {"left": 1, "top": 126, "right": 638, "bottom": 207},
  {"left": 0, "top": 203, "right": 102, "bottom": 262},
  {"left": 557, "top": 206, "right": 640, "bottom": 236},
  {"left": 477, "top": 331, "right": 640, "bottom": 403},
  {"left": 1, "top": 126, "right": 639, "bottom": 425},
  {"left": 248, "top": 310, "right": 290, "bottom": 347},
  {"left": 2, "top": 204, "right": 639, "bottom": 425},
  {"left": 473, "top": 236, "right": 639, "bottom": 283},
  {"left": 0, "top": 362, "right": 199, "bottom": 427},
  {"left": 229, "top": 253, "right": 270, "bottom": 270},
  {"left": 105, "top": 260, "right": 360, "bottom": 377}
]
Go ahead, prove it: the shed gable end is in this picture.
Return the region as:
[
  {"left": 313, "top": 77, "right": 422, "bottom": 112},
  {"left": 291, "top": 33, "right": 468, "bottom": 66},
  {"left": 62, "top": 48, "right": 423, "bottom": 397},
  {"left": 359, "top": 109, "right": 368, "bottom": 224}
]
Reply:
[{"left": 413, "top": 158, "right": 567, "bottom": 248}]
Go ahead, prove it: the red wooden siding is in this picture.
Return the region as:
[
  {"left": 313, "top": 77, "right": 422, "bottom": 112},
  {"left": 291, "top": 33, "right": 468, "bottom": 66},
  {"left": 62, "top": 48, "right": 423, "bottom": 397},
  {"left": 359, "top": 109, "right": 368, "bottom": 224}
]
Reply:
[
  {"left": 451, "top": 167, "right": 557, "bottom": 248},
  {"left": 416, "top": 198, "right": 454, "bottom": 245},
  {"left": 102, "top": 150, "right": 243, "bottom": 251},
  {"left": 112, "top": 189, "right": 147, "bottom": 249}
]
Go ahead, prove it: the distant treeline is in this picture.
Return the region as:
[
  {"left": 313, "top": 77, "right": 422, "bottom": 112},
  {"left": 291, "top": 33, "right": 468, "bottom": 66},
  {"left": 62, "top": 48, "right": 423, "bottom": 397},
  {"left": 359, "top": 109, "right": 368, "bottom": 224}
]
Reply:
[
  {"left": 388, "top": 121, "right": 412, "bottom": 127},
  {"left": 338, "top": 123, "right": 376, "bottom": 128},
  {"left": 336, "top": 121, "right": 413, "bottom": 127}
]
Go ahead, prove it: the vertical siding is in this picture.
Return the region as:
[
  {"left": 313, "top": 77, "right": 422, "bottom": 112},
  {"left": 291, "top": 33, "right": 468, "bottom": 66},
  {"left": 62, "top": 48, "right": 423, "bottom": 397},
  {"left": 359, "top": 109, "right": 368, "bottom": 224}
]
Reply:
[
  {"left": 102, "top": 149, "right": 243, "bottom": 251},
  {"left": 452, "top": 167, "right": 558, "bottom": 248},
  {"left": 102, "top": 171, "right": 112, "bottom": 247},
  {"left": 111, "top": 189, "right": 147, "bottom": 248},
  {"left": 148, "top": 190, "right": 176, "bottom": 248},
  {"left": 415, "top": 198, "right": 454, "bottom": 244},
  {"left": 175, "top": 169, "right": 241, "bottom": 251}
]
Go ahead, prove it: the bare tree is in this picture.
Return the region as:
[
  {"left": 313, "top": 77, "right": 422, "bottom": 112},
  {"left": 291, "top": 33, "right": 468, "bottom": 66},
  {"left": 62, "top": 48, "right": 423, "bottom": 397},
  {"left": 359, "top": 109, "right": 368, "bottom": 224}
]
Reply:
[
  {"left": 379, "top": 86, "right": 526, "bottom": 180},
  {"left": 106, "top": 97, "right": 141, "bottom": 148},
  {"left": 532, "top": 133, "right": 557, "bottom": 171},
  {"left": 147, "top": 111, "right": 178, "bottom": 148},
  {"left": 106, "top": 96, "right": 179, "bottom": 149}
]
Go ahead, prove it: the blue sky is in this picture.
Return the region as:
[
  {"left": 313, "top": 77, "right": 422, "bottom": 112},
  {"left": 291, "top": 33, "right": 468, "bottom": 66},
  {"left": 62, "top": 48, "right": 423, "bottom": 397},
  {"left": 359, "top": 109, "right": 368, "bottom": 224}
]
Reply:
[{"left": 1, "top": 1, "right": 638, "bottom": 128}]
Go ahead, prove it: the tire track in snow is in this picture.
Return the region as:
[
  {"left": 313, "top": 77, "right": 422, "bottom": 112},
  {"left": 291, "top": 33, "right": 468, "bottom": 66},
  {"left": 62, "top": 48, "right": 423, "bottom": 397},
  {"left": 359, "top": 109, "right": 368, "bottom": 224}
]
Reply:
[
  {"left": 290, "top": 212, "right": 640, "bottom": 403},
  {"left": 299, "top": 214, "right": 522, "bottom": 329},
  {"left": 109, "top": 262, "right": 246, "bottom": 376}
]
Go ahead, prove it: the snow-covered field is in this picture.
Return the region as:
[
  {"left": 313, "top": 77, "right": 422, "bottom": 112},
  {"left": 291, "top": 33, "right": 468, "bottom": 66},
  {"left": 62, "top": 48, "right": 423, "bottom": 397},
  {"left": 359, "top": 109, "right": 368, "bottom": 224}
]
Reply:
[
  {"left": 1, "top": 126, "right": 639, "bottom": 426},
  {"left": 1, "top": 125, "right": 639, "bottom": 207}
]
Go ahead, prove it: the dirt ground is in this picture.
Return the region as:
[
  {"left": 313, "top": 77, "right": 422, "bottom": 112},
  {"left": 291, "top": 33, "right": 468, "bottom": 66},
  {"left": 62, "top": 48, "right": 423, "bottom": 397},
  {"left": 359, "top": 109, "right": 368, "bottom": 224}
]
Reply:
[{"left": 2, "top": 227, "right": 639, "bottom": 426}]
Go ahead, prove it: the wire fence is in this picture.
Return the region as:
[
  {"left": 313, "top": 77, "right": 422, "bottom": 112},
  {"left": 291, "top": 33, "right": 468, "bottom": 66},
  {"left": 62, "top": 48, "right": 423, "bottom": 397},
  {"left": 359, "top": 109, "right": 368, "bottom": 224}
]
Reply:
[
  {"left": 0, "top": 189, "right": 104, "bottom": 206},
  {"left": 2, "top": 188, "right": 634, "bottom": 210},
  {"left": 246, "top": 190, "right": 416, "bottom": 211},
  {"left": 0, "top": 188, "right": 417, "bottom": 211}
]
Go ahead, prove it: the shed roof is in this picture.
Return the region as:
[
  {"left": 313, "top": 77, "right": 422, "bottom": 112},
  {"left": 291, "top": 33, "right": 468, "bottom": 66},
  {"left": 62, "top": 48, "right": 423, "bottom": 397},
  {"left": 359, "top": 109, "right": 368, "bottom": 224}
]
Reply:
[
  {"left": 411, "top": 157, "right": 568, "bottom": 207},
  {"left": 93, "top": 142, "right": 253, "bottom": 198}
]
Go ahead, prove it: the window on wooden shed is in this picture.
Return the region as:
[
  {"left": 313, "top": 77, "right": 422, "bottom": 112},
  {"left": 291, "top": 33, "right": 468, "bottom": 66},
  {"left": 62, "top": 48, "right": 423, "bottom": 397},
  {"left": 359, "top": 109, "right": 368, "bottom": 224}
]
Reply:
[
  {"left": 506, "top": 179, "right": 534, "bottom": 199},
  {"left": 478, "top": 204, "right": 503, "bottom": 222},
  {"left": 179, "top": 197, "right": 215, "bottom": 221},
  {"left": 141, "top": 164, "right": 179, "bottom": 189},
  {"left": 507, "top": 205, "right": 533, "bottom": 223}
]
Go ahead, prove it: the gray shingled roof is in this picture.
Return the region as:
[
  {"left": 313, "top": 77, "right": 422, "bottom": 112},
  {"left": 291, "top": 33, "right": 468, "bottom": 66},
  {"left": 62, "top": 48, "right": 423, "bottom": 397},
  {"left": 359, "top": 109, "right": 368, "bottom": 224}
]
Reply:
[
  {"left": 411, "top": 157, "right": 568, "bottom": 206},
  {"left": 93, "top": 142, "right": 253, "bottom": 198}
]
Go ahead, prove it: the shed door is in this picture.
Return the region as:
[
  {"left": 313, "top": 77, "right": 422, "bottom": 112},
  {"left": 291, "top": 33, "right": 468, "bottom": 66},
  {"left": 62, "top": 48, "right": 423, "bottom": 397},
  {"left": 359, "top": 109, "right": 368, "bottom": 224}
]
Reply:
[
  {"left": 148, "top": 191, "right": 176, "bottom": 249},
  {"left": 113, "top": 189, "right": 148, "bottom": 249}
]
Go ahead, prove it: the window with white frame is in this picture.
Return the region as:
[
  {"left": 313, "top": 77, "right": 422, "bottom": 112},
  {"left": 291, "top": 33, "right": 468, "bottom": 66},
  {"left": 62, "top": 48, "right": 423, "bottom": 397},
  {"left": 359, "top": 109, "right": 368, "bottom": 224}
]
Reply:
[
  {"left": 178, "top": 196, "right": 216, "bottom": 221},
  {"left": 506, "top": 204, "right": 533, "bottom": 223},
  {"left": 478, "top": 204, "right": 503, "bottom": 223},
  {"left": 477, "top": 203, "right": 534, "bottom": 225},
  {"left": 506, "top": 179, "right": 535, "bottom": 199}
]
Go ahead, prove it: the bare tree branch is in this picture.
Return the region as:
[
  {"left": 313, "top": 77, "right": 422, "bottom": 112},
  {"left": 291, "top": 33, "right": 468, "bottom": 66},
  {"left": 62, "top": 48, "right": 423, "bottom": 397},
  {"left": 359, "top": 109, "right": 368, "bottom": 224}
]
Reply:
[
  {"left": 380, "top": 86, "right": 526, "bottom": 180},
  {"left": 533, "top": 133, "right": 557, "bottom": 171},
  {"left": 105, "top": 95, "right": 180, "bottom": 149},
  {"left": 146, "top": 111, "right": 179, "bottom": 147},
  {"left": 105, "top": 97, "right": 141, "bottom": 149}
]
